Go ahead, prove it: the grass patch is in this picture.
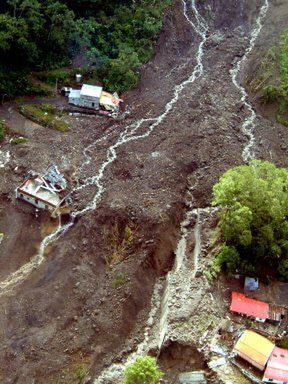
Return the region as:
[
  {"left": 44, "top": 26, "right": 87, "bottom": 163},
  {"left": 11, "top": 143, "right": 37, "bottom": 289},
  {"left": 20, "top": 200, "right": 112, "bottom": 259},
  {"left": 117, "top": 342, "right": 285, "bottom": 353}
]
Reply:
[
  {"left": 10, "top": 137, "right": 28, "bottom": 145},
  {"left": 112, "top": 272, "right": 127, "bottom": 288},
  {"left": 19, "top": 104, "right": 69, "bottom": 132}
]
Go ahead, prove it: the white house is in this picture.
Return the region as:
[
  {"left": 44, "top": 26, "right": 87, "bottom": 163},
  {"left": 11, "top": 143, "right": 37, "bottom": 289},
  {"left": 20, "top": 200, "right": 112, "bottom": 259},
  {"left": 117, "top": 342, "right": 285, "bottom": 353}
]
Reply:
[
  {"left": 16, "top": 164, "right": 69, "bottom": 217},
  {"left": 69, "top": 84, "right": 102, "bottom": 109},
  {"left": 68, "top": 84, "right": 123, "bottom": 112}
]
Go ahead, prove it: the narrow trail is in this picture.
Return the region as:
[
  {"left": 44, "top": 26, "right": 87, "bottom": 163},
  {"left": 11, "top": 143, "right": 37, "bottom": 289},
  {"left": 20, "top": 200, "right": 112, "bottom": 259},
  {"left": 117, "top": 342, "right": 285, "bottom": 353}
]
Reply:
[
  {"left": 230, "top": 0, "right": 269, "bottom": 162},
  {"left": 0, "top": 0, "right": 208, "bottom": 297}
]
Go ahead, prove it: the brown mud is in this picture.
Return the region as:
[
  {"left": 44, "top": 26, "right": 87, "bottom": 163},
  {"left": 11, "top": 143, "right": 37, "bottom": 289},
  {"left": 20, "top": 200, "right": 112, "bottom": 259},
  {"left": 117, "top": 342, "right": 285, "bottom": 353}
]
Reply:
[{"left": 0, "top": 0, "right": 288, "bottom": 383}]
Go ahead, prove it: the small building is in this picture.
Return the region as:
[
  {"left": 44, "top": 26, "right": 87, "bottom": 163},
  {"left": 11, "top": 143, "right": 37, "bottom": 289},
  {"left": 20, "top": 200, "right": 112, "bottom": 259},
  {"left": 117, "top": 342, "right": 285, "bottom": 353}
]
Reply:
[
  {"left": 230, "top": 292, "right": 285, "bottom": 323},
  {"left": 178, "top": 371, "right": 206, "bottom": 383},
  {"left": 244, "top": 277, "right": 259, "bottom": 291},
  {"left": 68, "top": 84, "right": 123, "bottom": 112},
  {"left": 263, "top": 346, "right": 288, "bottom": 383},
  {"left": 230, "top": 292, "right": 269, "bottom": 322},
  {"left": 15, "top": 163, "right": 69, "bottom": 217},
  {"left": 69, "top": 84, "right": 102, "bottom": 109},
  {"left": 234, "top": 330, "right": 275, "bottom": 371},
  {"left": 60, "top": 87, "right": 72, "bottom": 97}
]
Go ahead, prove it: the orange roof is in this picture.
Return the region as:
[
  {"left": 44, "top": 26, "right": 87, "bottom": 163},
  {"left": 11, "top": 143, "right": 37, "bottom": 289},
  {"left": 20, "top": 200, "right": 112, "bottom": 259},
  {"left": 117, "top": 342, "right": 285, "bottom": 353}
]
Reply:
[
  {"left": 230, "top": 292, "right": 269, "bottom": 320},
  {"left": 234, "top": 330, "right": 274, "bottom": 371}
]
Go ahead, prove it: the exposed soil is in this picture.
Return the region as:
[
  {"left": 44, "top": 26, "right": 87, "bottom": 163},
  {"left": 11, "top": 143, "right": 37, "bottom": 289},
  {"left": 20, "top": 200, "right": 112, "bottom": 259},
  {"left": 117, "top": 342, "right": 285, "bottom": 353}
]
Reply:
[{"left": 0, "top": 0, "right": 288, "bottom": 383}]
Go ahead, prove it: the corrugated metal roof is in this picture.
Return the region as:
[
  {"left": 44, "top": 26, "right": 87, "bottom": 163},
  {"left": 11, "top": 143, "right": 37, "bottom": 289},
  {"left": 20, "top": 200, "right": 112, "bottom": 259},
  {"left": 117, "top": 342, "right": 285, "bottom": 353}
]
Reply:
[
  {"left": 234, "top": 330, "right": 274, "bottom": 371},
  {"left": 69, "top": 89, "right": 81, "bottom": 99},
  {"left": 80, "top": 84, "right": 102, "bottom": 98},
  {"left": 230, "top": 291, "right": 269, "bottom": 319},
  {"left": 244, "top": 277, "right": 259, "bottom": 291},
  {"left": 178, "top": 371, "right": 206, "bottom": 383},
  {"left": 263, "top": 346, "right": 288, "bottom": 382}
]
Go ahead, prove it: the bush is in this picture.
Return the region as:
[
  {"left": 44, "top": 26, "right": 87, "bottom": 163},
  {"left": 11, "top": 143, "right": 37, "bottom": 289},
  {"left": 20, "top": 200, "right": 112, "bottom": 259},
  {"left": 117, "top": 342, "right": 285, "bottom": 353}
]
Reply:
[
  {"left": 10, "top": 137, "right": 28, "bottom": 145},
  {"left": 123, "top": 356, "right": 163, "bottom": 384},
  {"left": 0, "top": 120, "right": 5, "bottom": 141},
  {"left": 263, "top": 85, "right": 282, "bottom": 103},
  {"left": 278, "top": 336, "right": 288, "bottom": 349}
]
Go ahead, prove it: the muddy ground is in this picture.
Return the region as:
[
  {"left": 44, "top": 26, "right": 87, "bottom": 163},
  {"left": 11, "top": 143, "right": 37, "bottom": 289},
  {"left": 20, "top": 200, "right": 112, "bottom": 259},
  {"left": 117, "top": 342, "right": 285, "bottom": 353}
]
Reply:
[{"left": 0, "top": 0, "right": 288, "bottom": 383}]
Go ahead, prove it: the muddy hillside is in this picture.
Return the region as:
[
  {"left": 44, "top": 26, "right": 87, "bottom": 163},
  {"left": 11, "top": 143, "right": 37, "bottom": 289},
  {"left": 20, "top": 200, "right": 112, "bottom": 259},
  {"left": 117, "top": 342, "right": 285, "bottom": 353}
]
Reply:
[{"left": 0, "top": 0, "right": 287, "bottom": 383}]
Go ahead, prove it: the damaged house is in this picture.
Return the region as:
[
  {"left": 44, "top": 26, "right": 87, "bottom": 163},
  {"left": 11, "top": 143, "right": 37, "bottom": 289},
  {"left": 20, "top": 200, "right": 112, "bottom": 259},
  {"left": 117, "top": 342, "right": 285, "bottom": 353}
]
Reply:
[
  {"left": 230, "top": 292, "right": 286, "bottom": 323},
  {"left": 15, "top": 163, "right": 69, "bottom": 217},
  {"left": 67, "top": 84, "right": 123, "bottom": 112}
]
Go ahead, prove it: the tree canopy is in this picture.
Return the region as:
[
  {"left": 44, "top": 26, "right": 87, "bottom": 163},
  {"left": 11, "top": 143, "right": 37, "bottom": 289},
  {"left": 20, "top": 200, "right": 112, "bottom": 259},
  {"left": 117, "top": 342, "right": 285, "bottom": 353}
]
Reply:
[
  {"left": 123, "top": 356, "right": 163, "bottom": 384},
  {"left": 0, "top": 0, "right": 171, "bottom": 97},
  {"left": 212, "top": 160, "right": 288, "bottom": 279}
]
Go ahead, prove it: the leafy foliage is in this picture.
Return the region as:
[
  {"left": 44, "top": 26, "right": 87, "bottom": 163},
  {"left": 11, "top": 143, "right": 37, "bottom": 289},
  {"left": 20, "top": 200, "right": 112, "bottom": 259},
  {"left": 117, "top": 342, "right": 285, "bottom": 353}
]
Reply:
[
  {"left": 123, "top": 356, "right": 163, "bottom": 384},
  {"left": 0, "top": 0, "right": 171, "bottom": 97},
  {"left": 212, "top": 160, "right": 288, "bottom": 279},
  {"left": 10, "top": 136, "right": 28, "bottom": 145}
]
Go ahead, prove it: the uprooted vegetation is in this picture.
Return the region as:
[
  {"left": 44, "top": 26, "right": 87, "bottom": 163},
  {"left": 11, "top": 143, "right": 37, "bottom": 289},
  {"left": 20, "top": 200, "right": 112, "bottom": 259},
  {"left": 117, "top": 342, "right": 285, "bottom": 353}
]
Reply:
[
  {"left": 102, "top": 222, "right": 138, "bottom": 266},
  {"left": 19, "top": 104, "right": 69, "bottom": 132}
]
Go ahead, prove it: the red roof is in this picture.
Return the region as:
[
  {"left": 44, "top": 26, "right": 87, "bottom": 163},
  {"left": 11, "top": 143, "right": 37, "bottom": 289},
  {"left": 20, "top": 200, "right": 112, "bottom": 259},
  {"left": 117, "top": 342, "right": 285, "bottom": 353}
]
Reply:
[
  {"left": 264, "top": 346, "right": 288, "bottom": 382},
  {"left": 230, "top": 292, "right": 269, "bottom": 320}
]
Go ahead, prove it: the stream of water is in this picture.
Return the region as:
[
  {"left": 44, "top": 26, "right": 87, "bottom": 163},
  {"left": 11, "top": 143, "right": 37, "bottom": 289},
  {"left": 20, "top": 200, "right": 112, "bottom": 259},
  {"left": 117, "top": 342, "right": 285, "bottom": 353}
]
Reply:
[
  {"left": 92, "top": 1, "right": 208, "bottom": 382},
  {"left": 0, "top": 0, "right": 208, "bottom": 296},
  {"left": 230, "top": 0, "right": 269, "bottom": 162}
]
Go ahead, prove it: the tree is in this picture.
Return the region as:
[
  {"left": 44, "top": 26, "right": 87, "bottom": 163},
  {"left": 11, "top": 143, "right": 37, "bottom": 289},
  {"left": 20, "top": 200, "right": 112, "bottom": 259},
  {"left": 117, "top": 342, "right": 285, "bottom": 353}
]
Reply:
[
  {"left": 123, "top": 356, "right": 163, "bottom": 384},
  {"left": 212, "top": 160, "right": 288, "bottom": 278}
]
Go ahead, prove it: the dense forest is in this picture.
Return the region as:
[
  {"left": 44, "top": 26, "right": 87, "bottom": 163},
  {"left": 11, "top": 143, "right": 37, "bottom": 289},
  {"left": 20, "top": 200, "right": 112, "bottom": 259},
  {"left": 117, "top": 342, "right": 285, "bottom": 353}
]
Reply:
[{"left": 0, "top": 0, "right": 171, "bottom": 98}]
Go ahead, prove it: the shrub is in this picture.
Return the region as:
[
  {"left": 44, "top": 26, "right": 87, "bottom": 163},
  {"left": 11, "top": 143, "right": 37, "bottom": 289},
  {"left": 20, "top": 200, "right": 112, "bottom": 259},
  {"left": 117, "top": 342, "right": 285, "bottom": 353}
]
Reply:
[
  {"left": 278, "top": 336, "right": 288, "bottom": 349},
  {"left": 123, "top": 356, "right": 163, "bottom": 384},
  {"left": 0, "top": 120, "right": 5, "bottom": 141},
  {"left": 10, "top": 137, "right": 28, "bottom": 145}
]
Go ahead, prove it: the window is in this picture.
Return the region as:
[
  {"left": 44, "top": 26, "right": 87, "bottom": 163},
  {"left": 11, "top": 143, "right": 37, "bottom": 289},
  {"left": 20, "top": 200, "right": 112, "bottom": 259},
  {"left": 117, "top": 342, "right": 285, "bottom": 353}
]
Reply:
[{"left": 92, "top": 102, "right": 95, "bottom": 107}]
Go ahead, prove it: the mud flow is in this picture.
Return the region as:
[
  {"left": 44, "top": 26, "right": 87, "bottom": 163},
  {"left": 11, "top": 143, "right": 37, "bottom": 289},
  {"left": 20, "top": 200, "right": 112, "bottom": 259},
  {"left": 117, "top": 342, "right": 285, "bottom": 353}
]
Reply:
[{"left": 0, "top": 0, "right": 287, "bottom": 382}]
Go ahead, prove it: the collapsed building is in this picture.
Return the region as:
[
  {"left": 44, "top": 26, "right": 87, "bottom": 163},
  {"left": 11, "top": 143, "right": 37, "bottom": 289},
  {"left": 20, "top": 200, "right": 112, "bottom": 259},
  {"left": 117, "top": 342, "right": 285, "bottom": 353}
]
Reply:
[
  {"left": 15, "top": 163, "right": 69, "bottom": 217},
  {"left": 66, "top": 84, "right": 123, "bottom": 113},
  {"left": 234, "top": 330, "right": 288, "bottom": 384}
]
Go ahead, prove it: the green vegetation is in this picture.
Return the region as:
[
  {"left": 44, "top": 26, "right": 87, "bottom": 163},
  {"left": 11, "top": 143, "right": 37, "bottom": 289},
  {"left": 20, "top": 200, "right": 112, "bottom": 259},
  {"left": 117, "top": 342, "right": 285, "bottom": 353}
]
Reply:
[
  {"left": 123, "top": 356, "right": 163, "bottom": 384},
  {"left": 0, "top": 119, "right": 5, "bottom": 141},
  {"left": 10, "top": 137, "right": 28, "bottom": 145},
  {"left": 19, "top": 104, "right": 69, "bottom": 132},
  {"left": 278, "top": 336, "right": 288, "bottom": 349},
  {"left": 74, "top": 364, "right": 89, "bottom": 383},
  {"left": 0, "top": 0, "right": 171, "bottom": 98},
  {"left": 212, "top": 160, "right": 288, "bottom": 279},
  {"left": 252, "top": 29, "right": 288, "bottom": 125},
  {"left": 112, "top": 272, "right": 127, "bottom": 288}
]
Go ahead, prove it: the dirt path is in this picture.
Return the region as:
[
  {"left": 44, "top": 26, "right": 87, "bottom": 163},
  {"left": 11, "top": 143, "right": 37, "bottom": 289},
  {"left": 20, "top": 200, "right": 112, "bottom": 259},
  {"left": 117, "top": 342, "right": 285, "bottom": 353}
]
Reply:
[{"left": 0, "top": 0, "right": 287, "bottom": 383}]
